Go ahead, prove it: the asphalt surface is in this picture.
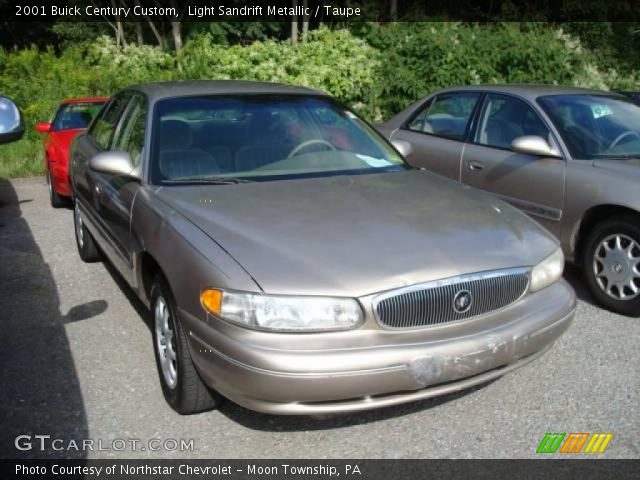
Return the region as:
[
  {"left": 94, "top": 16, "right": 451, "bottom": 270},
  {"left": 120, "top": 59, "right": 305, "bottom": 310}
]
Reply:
[{"left": 0, "top": 177, "right": 638, "bottom": 460}]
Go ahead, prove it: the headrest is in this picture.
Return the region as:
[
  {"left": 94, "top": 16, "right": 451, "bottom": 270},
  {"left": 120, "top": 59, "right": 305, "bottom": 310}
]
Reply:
[{"left": 159, "top": 119, "right": 193, "bottom": 150}]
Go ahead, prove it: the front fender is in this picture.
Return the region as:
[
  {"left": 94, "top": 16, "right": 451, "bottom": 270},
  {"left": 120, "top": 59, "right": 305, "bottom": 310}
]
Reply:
[{"left": 131, "top": 187, "right": 261, "bottom": 321}]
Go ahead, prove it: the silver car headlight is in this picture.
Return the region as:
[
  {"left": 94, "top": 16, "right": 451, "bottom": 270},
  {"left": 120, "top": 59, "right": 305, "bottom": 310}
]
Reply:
[
  {"left": 530, "top": 247, "right": 564, "bottom": 292},
  {"left": 200, "top": 289, "right": 363, "bottom": 332}
]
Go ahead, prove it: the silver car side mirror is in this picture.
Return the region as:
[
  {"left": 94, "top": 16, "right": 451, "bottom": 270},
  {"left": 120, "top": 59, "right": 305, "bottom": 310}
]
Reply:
[
  {"left": 392, "top": 139, "right": 414, "bottom": 158},
  {"left": 511, "top": 135, "right": 562, "bottom": 158},
  {"left": 0, "top": 96, "right": 25, "bottom": 145},
  {"left": 89, "top": 151, "right": 140, "bottom": 180}
]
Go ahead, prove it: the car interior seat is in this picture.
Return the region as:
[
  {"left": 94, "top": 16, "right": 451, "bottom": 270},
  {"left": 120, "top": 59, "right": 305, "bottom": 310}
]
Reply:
[
  {"left": 234, "top": 110, "right": 289, "bottom": 172},
  {"left": 158, "top": 119, "right": 220, "bottom": 179}
]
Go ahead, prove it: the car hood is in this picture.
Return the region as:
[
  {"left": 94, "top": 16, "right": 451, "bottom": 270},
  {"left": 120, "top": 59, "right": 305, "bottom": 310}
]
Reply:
[
  {"left": 156, "top": 170, "right": 558, "bottom": 297},
  {"left": 593, "top": 158, "right": 640, "bottom": 178}
]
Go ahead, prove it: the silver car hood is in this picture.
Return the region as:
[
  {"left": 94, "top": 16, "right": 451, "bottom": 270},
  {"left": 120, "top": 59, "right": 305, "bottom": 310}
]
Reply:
[{"left": 156, "top": 170, "right": 558, "bottom": 297}]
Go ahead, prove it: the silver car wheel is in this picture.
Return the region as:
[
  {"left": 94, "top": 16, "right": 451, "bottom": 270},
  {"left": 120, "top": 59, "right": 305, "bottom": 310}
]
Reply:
[
  {"left": 593, "top": 233, "right": 640, "bottom": 301},
  {"left": 155, "top": 296, "right": 178, "bottom": 389},
  {"left": 74, "top": 202, "right": 84, "bottom": 249}
]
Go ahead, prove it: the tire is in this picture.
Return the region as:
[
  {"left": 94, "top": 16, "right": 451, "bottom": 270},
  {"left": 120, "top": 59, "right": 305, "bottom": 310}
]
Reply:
[
  {"left": 582, "top": 215, "right": 640, "bottom": 317},
  {"left": 73, "top": 198, "right": 101, "bottom": 262},
  {"left": 47, "top": 168, "right": 66, "bottom": 208},
  {"left": 150, "top": 275, "right": 221, "bottom": 414}
]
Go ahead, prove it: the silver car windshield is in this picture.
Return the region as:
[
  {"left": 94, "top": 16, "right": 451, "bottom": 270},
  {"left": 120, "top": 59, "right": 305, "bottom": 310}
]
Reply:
[
  {"left": 538, "top": 94, "right": 640, "bottom": 159},
  {"left": 151, "top": 95, "right": 405, "bottom": 183}
]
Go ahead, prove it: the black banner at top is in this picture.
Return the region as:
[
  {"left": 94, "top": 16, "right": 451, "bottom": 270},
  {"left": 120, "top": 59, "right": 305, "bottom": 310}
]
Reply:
[{"left": 3, "top": 0, "right": 640, "bottom": 22}]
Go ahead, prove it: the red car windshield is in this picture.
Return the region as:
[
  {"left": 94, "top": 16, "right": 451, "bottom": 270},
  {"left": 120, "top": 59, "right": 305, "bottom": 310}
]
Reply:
[{"left": 52, "top": 102, "right": 105, "bottom": 131}]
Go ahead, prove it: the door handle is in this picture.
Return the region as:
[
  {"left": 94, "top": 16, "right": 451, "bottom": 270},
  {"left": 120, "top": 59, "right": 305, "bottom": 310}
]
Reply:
[
  {"left": 468, "top": 161, "right": 485, "bottom": 171},
  {"left": 94, "top": 183, "right": 103, "bottom": 195}
]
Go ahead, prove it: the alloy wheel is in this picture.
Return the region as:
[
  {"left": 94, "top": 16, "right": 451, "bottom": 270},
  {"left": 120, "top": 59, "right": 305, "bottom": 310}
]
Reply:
[
  {"left": 593, "top": 233, "right": 640, "bottom": 301},
  {"left": 155, "top": 296, "right": 178, "bottom": 389},
  {"left": 74, "top": 202, "right": 84, "bottom": 249}
]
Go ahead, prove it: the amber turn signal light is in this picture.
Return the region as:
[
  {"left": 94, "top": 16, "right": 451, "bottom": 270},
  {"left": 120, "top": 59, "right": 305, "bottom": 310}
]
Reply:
[{"left": 201, "top": 289, "right": 223, "bottom": 315}]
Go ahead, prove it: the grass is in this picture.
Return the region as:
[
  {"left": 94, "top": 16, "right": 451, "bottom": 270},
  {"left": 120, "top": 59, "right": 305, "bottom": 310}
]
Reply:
[{"left": 0, "top": 137, "right": 43, "bottom": 178}]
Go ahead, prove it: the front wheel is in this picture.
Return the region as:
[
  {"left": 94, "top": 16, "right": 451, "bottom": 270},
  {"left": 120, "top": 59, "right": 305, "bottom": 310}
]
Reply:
[
  {"left": 151, "top": 275, "right": 221, "bottom": 414},
  {"left": 582, "top": 216, "right": 640, "bottom": 316}
]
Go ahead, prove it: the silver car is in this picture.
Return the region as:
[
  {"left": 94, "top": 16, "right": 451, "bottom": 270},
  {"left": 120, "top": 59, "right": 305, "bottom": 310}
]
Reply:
[
  {"left": 70, "top": 81, "right": 575, "bottom": 415},
  {"left": 377, "top": 85, "right": 640, "bottom": 316}
]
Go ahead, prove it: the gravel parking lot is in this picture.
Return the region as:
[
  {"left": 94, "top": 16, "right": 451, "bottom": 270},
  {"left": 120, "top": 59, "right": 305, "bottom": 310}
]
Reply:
[{"left": 1, "top": 177, "right": 638, "bottom": 459}]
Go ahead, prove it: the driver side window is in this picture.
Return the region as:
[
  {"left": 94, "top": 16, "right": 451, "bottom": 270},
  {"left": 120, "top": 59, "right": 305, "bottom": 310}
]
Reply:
[
  {"left": 112, "top": 95, "right": 147, "bottom": 167},
  {"left": 476, "top": 94, "right": 551, "bottom": 149},
  {"left": 90, "top": 94, "right": 131, "bottom": 150}
]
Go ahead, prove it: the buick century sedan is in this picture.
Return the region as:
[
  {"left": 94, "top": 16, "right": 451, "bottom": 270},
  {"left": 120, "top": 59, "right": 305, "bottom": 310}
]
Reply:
[
  {"left": 70, "top": 81, "right": 575, "bottom": 415},
  {"left": 377, "top": 85, "right": 640, "bottom": 316}
]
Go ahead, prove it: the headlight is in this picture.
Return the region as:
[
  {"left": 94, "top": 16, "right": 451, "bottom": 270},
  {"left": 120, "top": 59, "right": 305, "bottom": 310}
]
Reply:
[
  {"left": 200, "top": 289, "right": 363, "bottom": 332},
  {"left": 530, "top": 247, "right": 564, "bottom": 292}
]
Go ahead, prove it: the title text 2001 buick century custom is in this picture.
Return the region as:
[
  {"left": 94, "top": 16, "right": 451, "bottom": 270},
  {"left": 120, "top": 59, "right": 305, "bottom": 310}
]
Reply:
[{"left": 69, "top": 81, "right": 575, "bottom": 415}]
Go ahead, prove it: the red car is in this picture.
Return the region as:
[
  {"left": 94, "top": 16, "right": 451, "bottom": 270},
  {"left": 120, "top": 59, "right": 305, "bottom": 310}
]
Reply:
[{"left": 36, "top": 97, "right": 108, "bottom": 207}]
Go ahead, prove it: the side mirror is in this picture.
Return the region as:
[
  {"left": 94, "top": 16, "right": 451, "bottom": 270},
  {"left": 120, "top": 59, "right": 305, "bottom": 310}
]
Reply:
[
  {"left": 0, "top": 96, "right": 25, "bottom": 145},
  {"left": 35, "top": 122, "right": 52, "bottom": 133},
  {"left": 89, "top": 151, "right": 140, "bottom": 180},
  {"left": 511, "top": 135, "right": 561, "bottom": 158},
  {"left": 391, "top": 139, "right": 414, "bottom": 158}
]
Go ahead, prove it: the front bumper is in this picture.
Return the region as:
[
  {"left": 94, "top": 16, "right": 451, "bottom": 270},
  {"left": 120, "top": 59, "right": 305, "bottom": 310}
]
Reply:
[{"left": 183, "top": 279, "right": 575, "bottom": 415}]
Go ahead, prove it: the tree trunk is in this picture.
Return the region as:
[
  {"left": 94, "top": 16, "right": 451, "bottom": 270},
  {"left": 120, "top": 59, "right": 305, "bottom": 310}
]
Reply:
[
  {"left": 291, "top": 0, "right": 298, "bottom": 44},
  {"left": 171, "top": 21, "right": 183, "bottom": 52},
  {"left": 116, "top": 21, "right": 127, "bottom": 47},
  {"left": 302, "top": 0, "right": 309, "bottom": 42},
  {"left": 109, "top": 0, "right": 126, "bottom": 47},
  {"left": 147, "top": 20, "right": 164, "bottom": 48},
  {"left": 135, "top": 22, "right": 143, "bottom": 45},
  {"left": 391, "top": 0, "right": 398, "bottom": 21}
]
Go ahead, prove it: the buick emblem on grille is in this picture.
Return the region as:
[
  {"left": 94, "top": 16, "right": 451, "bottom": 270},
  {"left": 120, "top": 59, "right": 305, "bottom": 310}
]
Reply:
[{"left": 452, "top": 290, "right": 472, "bottom": 313}]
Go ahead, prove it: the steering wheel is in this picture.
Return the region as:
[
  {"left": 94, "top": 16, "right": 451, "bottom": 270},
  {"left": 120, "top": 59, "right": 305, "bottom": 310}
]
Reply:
[
  {"left": 608, "top": 130, "right": 640, "bottom": 150},
  {"left": 287, "top": 139, "right": 336, "bottom": 158}
]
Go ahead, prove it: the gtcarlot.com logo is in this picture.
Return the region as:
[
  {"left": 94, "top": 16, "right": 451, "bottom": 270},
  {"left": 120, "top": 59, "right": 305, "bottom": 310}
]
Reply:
[
  {"left": 15, "top": 435, "right": 195, "bottom": 452},
  {"left": 537, "top": 432, "right": 613, "bottom": 454}
]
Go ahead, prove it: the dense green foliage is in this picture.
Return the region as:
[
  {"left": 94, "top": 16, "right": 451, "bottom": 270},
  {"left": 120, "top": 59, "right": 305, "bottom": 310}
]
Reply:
[{"left": 1, "top": 22, "right": 638, "bottom": 177}]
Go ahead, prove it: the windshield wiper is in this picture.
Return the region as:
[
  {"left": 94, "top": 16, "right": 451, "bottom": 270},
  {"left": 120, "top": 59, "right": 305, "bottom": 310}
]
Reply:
[{"left": 162, "top": 176, "right": 253, "bottom": 185}]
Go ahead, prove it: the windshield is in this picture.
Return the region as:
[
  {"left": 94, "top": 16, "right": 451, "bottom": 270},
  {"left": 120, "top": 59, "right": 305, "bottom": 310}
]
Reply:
[
  {"left": 52, "top": 101, "right": 105, "bottom": 131},
  {"left": 151, "top": 95, "right": 405, "bottom": 183},
  {"left": 537, "top": 94, "right": 640, "bottom": 159}
]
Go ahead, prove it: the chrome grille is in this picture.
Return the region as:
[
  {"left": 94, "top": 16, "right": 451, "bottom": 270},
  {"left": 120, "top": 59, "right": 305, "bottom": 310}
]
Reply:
[{"left": 373, "top": 268, "right": 529, "bottom": 329}]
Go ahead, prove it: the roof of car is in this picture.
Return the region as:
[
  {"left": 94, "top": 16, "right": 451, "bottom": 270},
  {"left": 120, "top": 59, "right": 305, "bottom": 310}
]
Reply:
[
  {"left": 435, "top": 84, "right": 624, "bottom": 100},
  {"left": 62, "top": 97, "right": 109, "bottom": 104},
  {"left": 126, "top": 80, "right": 327, "bottom": 102}
]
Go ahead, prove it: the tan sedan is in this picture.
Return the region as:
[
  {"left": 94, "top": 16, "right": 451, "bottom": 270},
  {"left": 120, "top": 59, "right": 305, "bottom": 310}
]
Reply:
[
  {"left": 378, "top": 85, "right": 640, "bottom": 316},
  {"left": 69, "top": 81, "right": 575, "bottom": 415}
]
